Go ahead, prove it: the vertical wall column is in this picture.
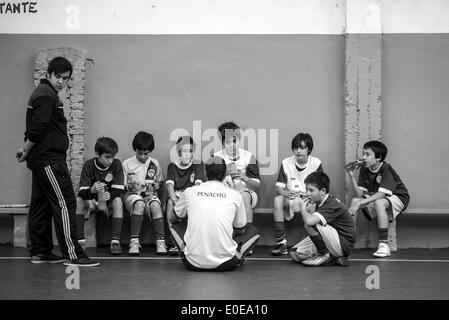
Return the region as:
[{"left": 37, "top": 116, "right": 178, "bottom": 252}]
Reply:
[{"left": 344, "top": 1, "right": 394, "bottom": 249}]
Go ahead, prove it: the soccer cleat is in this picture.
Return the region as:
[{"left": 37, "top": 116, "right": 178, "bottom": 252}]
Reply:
[
  {"left": 156, "top": 239, "right": 168, "bottom": 255},
  {"left": 30, "top": 253, "right": 63, "bottom": 264},
  {"left": 373, "top": 242, "right": 391, "bottom": 258},
  {"left": 63, "top": 257, "right": 100, "bottom": 267},
  {"left": 78, "top": 239, "right": 86, "bottom": 251},
  {"left": 271, "top": 243, "right": 288, "bottom": 256},
  {"left": 129, "top": 238, "right": 141, "bottom": 256},
  {"left": 302, "top": 254, "right": 332, "bottom": 267},
  {"left": 168, "top": 245, "right": 180, "bottom": 256},
  {"left": 110, "top": 240, "right": 122, "bottom": 255},
  {"left": 289, "top": 251, "right": 311, "bottom": 263}
]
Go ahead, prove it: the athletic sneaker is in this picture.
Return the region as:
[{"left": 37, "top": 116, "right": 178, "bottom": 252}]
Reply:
[
  {"left": 110, "top": 240, "right": 122, "bottom": 255},
  {"left": 78, "top": 239, "right": 86, "bottom": 251},
  {"left": 271, "top": 243, "right": 288, "bottom": 256},
  {"left": 156, "top": 239, "right": 168, "bottom": 255},
  {"left": 373, "top": 242, "right": 391, "bottom": 258},
  {"left": 30, "top": 253, "right": 63, "bottom": 264},
  {"left": 302, "top": 254, "right": 332, "bottom": 267},
  {"left": 168, "top": 245, "right": 179, "bottom": 256},
  {"left": 63, "top": 257, "right": 100, "bottom": 267},
  {"left": 289, "top": 251, "right": 311, "bottom": 263},
  {"left": 129, "top": 238, "right": 141, "bottom": 256}
]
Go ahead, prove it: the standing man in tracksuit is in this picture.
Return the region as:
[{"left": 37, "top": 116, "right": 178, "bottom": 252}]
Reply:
[{"left": 16, "top": 56, "right": 99, "bottom": 267}]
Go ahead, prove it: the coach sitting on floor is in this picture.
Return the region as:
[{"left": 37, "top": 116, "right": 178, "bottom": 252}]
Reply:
[{"left": 169, "top": 156, "right": 260, "bottom": 271}]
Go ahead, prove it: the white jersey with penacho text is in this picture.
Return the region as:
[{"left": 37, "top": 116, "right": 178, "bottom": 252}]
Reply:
[{"left": 276, "top": 155, "right": 322, "bottom": 193}]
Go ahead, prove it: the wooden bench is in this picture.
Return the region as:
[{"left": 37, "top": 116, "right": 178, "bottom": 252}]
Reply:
[{"left": 0, "top": 206, "right": 29, "bottom": 248}]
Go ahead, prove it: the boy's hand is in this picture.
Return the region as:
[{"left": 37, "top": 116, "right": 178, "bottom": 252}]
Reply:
[
  {"left": 127, "top": 181, "right": 141, "bottom": 193},
  {"left": 349, "top": 198, "right": 362, "bottom": 216},
  {"left": 235, "top": 171, "right": 248, "bottom": 182},
  {"left": 16, "top": 148, "right": 28, "bottom": 162},
  {"left": 90, "top": 182, "right": 105, "bottom": 194},
  {"left": 98, "top": 191, "right": 110, "bottom": 202}
]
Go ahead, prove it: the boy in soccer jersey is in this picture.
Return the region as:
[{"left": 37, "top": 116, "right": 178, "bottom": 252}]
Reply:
[
  {"left": 165, "top": 136, "right": 206, "bottom": 255},
  {"left": 76, "top": 137, "right": 125, "bottom": 255},
  {"left": 122, "top": 131, "right": 167, "bottom": 256},
  {"left": 346, "top": 140, "right": 410, "bottom": 258},
  {"left": 290, "top": 171, "right": 356, "bottom": 267},
  {"left": 214, "top": 122, "right": 260, "bottom": 231},
  {"left": 272, "top": 133, "right": 323, "bottom": 256}
]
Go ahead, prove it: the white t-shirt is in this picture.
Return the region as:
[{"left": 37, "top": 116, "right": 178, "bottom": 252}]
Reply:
[
  {"left": 276, "top": 155, "right": 322, "bottom": 193},
  {"left": 174, "top": 181, "right": 247, "bottom": 269},
  {"left": 122, "top": 155, "right": 163, "bottom": 193}
]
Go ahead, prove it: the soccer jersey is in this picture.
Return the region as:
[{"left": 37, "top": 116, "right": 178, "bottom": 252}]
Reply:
[
  {"left": 122, "top": 155, "right": 164, "bottom": 196},
  {"left": 166, "top": 160, "right": 207, "bottom": 191},
  {"left": 357, "top": 161, "right": 410, "bottom": 209},
  {"left": 312, "top": 194, "right": 357, "bottom": 255},
  {"left": 78, "top": 158, "right": 125, "bottom": 200},
  {"left": 174, "top": 181, "right": 246, "bottom": 269},
  {"left": 214, "top": 148, "right": 260, "bottom": 189},
  {"left": 276, "top": 156, "right": 323, "bottom": 193}
]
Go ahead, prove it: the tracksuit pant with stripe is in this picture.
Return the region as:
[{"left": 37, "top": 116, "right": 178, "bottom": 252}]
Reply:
[{"left": 29, "top": 162, "right": 86, "bottom": 260}]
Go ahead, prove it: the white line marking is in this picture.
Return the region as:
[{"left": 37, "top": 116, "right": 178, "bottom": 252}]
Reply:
[{"left": 1, "top": 257, "right": 449, "bottom": 263}]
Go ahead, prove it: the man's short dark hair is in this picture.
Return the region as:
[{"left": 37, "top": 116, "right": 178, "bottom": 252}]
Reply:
[
  {"left": 205, "top": 156, "right": 227, "bottom": 181},
  {"left": 291, "top": 133, "right": 314, "bottom": 155},
  {"left": 47, "top": 57, "right": 73, "bottom": 78},
  {"left": 132, "top": 131, "right": 155, "bottom": 152},
  {"left": 94, "top": 137, "right": 119, "bottom": 156},
  {"left": 304, "top": 171, "right": 330, "bottom": 194},
  {"left": 363, "top": 140, "right": 388, "bottom": 162},
  {"left": 217, "top": 122, "right": 241, "bottom": 144}
]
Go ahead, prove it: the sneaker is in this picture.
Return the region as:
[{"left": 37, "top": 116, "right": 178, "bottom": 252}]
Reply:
[
  {"left": 333, "top": 256, "right": 350, "bottom": 267},
  {"left": 271, "top": 243, "right": 288, "bottom": 256},
  {"left": 373, "top": 242, "right": 391, "bottom": 258},
  {"left": 302, "top": 254, "right": 332, "bottom": 267},
  {"left": 168, "top": 245, "right": 179, "bottom": 256},
  {"left": 156, "top": 239, "right": 168, "bottom": 255},
  {"left": 78, "top": 239, "right": 86, "bottom": 251},
  {"left": 289, "top": 251, "right": 311, "bottom": 263},
  {"left": 30, "top": 253, "right": 63, "bottom": 264},
  {"left": 110, "top": 240, "right": 122, "bottom": 255},
  {"left": 129, "top": 238, "right": 141, "bottom": 256},
  {"left": 63, "top": 257, "right": 100, "bottom": 267},
  {"left": 247, "top": 249, "right": 254, "bottom": 256}
]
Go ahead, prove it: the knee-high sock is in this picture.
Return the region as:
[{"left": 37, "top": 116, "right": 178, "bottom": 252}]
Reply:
[
  {"left": 309, "top": 234, "right": 329, "bottom": 255},
  {"left": 111, "top": 217, "right": 123, "bottom": 241},
  {"left": 153, "top": 217, "right": 165, "bottom": 241},
  {"left": 274, "top": 221, "right": 286, "bottom": 244},
  {"left": 130, "top": 214, "right": 143, "bottom": 239},
  {"left": 379, "top": 228, "right": 388, "bottom": 243},
  {"left": 75, "top": 215, "right": 85, "bottom": 240}
]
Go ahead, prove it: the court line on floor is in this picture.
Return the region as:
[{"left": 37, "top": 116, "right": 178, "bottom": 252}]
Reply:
[{"left": 1, "top": 256, "right": 449, "bottom": 263}]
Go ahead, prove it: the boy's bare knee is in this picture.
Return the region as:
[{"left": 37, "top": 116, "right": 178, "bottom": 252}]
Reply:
[{"left": 133, "top": 201, "right": 145, "bottom": 215}]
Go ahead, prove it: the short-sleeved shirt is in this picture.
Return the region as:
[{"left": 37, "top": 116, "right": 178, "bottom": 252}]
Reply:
[
  {"left": 174, "top": 181, "right": 247, "bottom": 269},
  {"left": 214, "top": 148, "right": 260, "bottom": 190},
  {"left": 122, "top": 155, "right": 164, "bottom": 196},
  {"left": 78, "top": 158, "right": 125, "bottom": 200},
  {"left": 312, "top": 194, "right": 357, "bottom": 255},
  {"left": 166, "top": 160, "right": 207, "bottom": 191},
  {"left": 276, "top": 155, "right": 323, "bottom": 193},
  {"left": 357, "top": 161, "right": 410, "bottom": 209}
]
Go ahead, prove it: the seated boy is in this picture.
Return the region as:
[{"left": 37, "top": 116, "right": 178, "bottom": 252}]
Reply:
[
  {"left": 213, "top": 122, "right": 260, "bottom": 241},
  {"left": 346, "top": 140, "right": 410, "bottom": 258},
  {"left": 165, "top": 136, "right": 207, "bottom": 255},
  {"left": 289, "top": 171, "right": 356, "bottom": 267},
  {"left": 272, "top": 133, "right": 323, "bottom": 256},
  {"left": 76, "top": 137, "right": 125, "bottom": 255},
  {"left": 122, "top": 131, "right": 167, "bottom": 256},
  {"left": 169, "top": 156, "right": 260, "bottom": 272}
]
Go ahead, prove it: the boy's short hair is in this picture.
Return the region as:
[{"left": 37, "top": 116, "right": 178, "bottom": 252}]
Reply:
[
  {"left": 176, "top": 136, "right": 195, "bottom": 150},
  {"left": 132, "top": 131, "right": 155, "bottom": 152},
  {"left": 95, "top": 137, "right": 118, "bottom": 156},
  {"left": 47, "top": 57, "right": 73, "bottom": 78},
  {"left": 217, "top": 122, "right": 241, "bottom": 144},
  {"left": 304, "top": 171, "right": 330, "bottom": 194},
  {"left": 205, "top": 156, "right": 227, "bottom": 181},
  {"left": 363, "top": 140, "right": 388, "bottom": 162},
  {"left": 291, "top": 133, "right": 314, "bottom": 155}
]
